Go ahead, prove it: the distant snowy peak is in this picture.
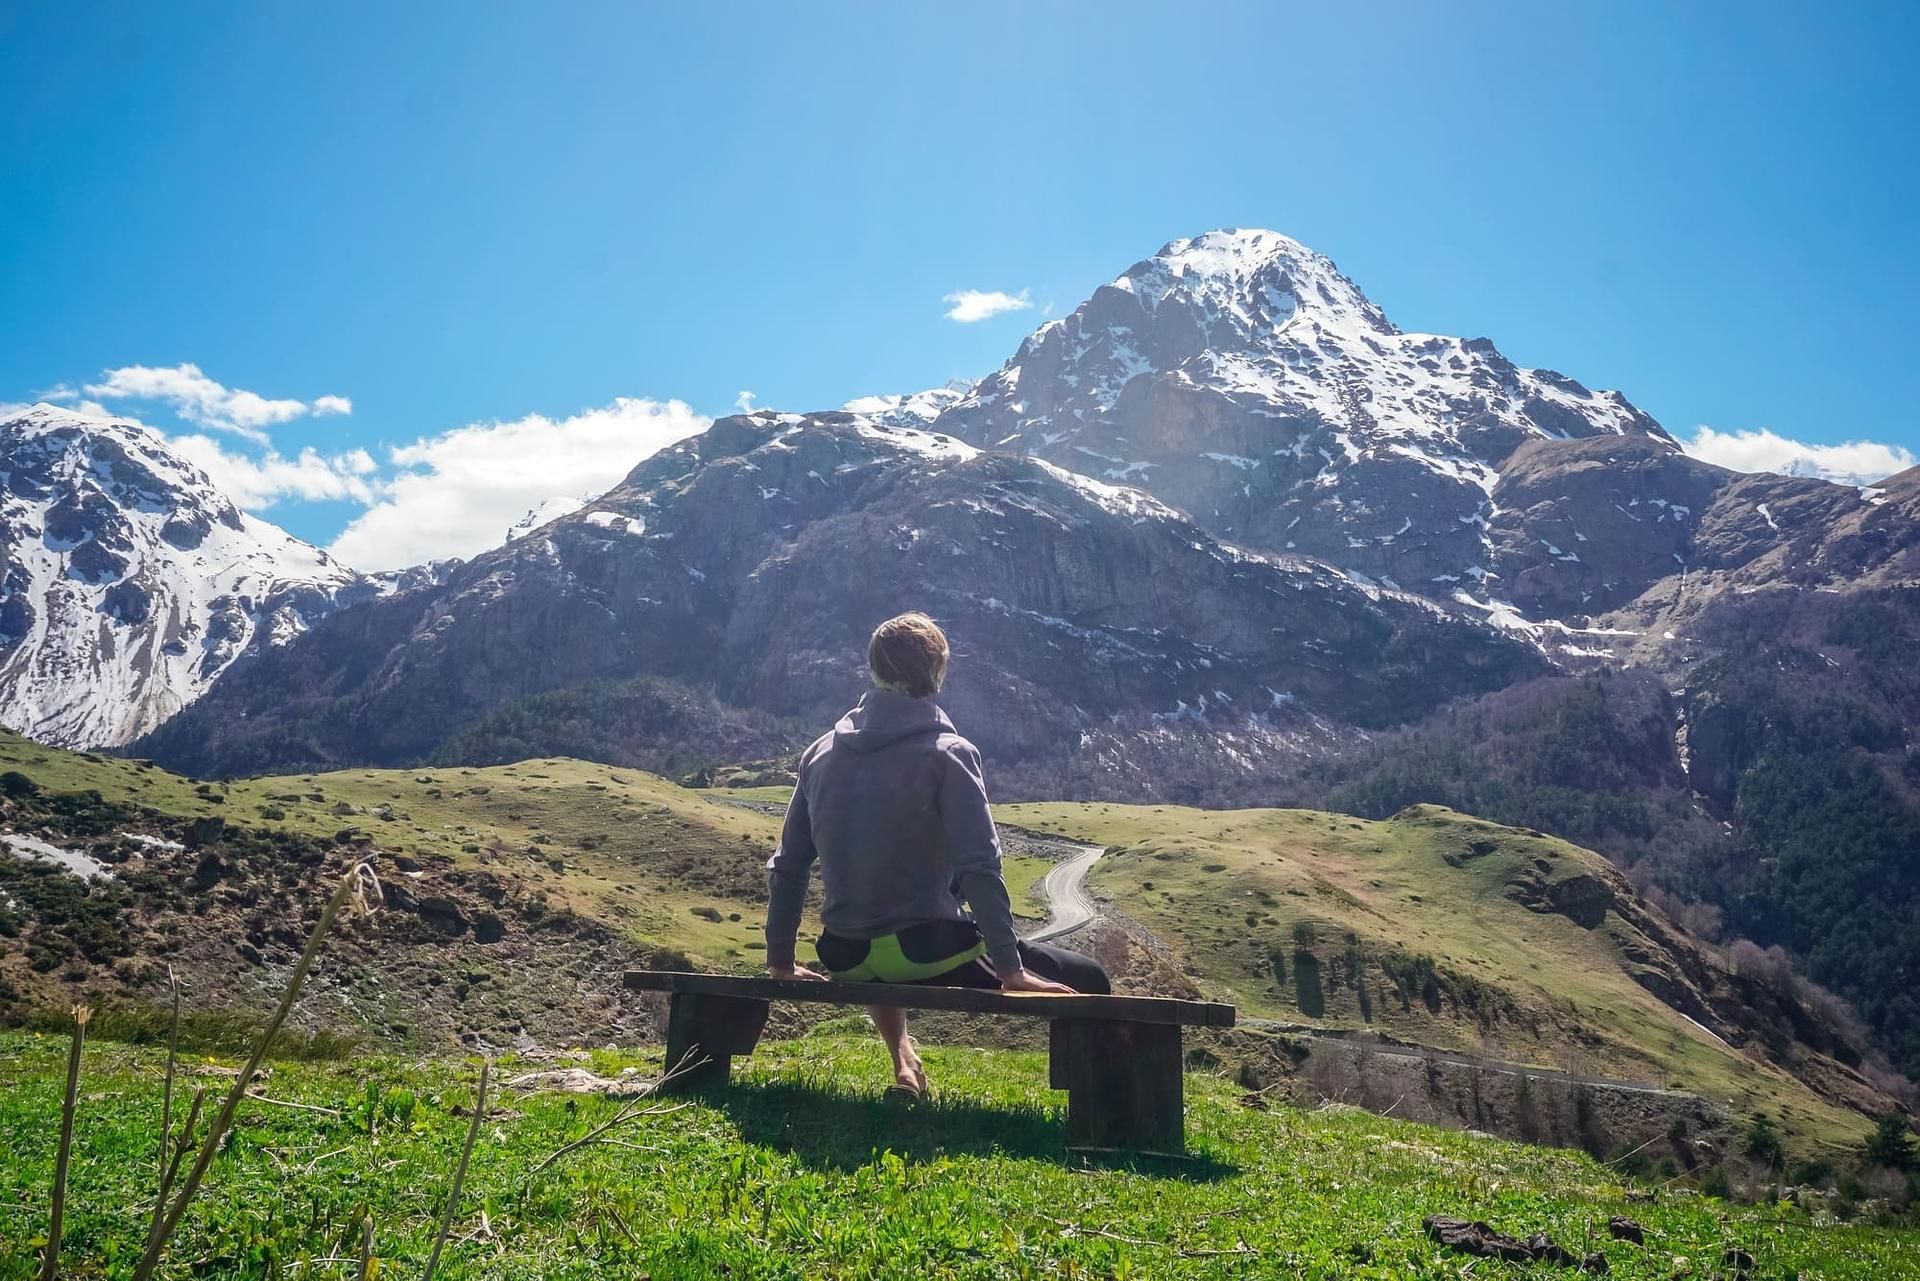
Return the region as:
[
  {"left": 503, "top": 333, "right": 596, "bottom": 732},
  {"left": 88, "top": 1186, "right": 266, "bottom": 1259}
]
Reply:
[
  {"left": 6, "top": 404, "right": 250, "bottom": 535},
  {"left": 0, "top": 404, "right": 373, "bottom": 747},
  {"left": 841, "top": 380, "right": 975, "bottom": 430},
  {"left": 505, "top": 495, "right": 588, "bottom": 542},
  {"left": 371, "top": 558, "right": 463, "bottom": 597}
]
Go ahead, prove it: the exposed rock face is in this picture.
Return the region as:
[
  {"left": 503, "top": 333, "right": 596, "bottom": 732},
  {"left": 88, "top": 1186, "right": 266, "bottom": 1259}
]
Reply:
[
  {"left": 1594, "top": 462, "right": 1920, "bottom": 659},
  {"left": 0, "top": 406, "right": 374, "bottom": 747},
  {"left": 135, "top": 411, "right": 1544, "bottom": 780},
  {"left": 1485, "top": 436, "right": 1920, "bottom": 631}
]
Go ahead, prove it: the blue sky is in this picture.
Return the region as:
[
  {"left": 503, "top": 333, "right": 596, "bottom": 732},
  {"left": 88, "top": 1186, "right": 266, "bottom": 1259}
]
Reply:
[{"left": 2, "top": 2, "right": 1915, "bottom": 567}]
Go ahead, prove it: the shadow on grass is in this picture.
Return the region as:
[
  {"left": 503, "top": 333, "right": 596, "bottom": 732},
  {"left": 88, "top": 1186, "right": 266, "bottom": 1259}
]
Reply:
[{"left": 709, "top": 1077, "right": 1238, "bottom": 1182}]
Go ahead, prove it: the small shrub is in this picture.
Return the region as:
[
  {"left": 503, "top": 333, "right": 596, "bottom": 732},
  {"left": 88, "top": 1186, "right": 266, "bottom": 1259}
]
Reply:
[
  {"left": 1866, "top": 1112, "right": 1917, "bottom": 1172},
  {"left": 1745, "top": 1112, "right": 1785, "bottom": 1170},
  {"left": 1790, "top": 1157, "right": 1835, "bottom": 1188},
  {"left": 382, "top": 1085, "right": 418, "bottom": 1125}
]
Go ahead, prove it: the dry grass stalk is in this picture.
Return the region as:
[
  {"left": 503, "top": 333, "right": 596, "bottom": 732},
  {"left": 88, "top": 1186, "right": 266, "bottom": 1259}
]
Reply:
[
  {"left": 144, "top": 1083, "right": 207, "bottom": 1257},
  {"left": 131, "top": 859, "right": 380, "bottom": 1281},
  {"left": 526, "top": 1057, "right": 696, "bottom": 1178},
  {"left": 39, "top": 1004, "right": 90, "bottom": 1281},
  {"left": 357, "top": 1216, "right": 374, "bottom": 1280},
  {"left": 421, "top": 1059, "right": 491, "bottom": 1281},
  {"left": 157, "top": 968, "right": 179, "bottom": 1207}
]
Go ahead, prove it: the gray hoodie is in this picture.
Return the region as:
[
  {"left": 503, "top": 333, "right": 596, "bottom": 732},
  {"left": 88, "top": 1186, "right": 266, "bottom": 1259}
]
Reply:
[{"left": 764, "top": 690, "right": 1020, "bottom": 974}]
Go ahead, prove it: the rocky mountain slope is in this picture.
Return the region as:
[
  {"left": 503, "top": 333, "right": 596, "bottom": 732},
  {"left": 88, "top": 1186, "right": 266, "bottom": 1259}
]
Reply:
[
  {"left": 0, "top": 406, "right": 373, "bottom": 747},
  {"left": 134, "top": 410, "right": 1543, "bottom": 784}
]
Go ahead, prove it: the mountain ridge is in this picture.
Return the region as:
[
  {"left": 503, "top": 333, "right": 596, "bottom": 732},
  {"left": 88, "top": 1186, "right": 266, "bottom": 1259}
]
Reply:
[{"left": 131, "top": 408, "right": 1545, "bottom": 783}]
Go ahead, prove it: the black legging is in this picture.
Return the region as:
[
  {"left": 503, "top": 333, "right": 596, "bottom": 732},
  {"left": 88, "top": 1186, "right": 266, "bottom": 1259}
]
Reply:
[{"left": 916, "top": 939, "right": 1111, "bottom": 994}]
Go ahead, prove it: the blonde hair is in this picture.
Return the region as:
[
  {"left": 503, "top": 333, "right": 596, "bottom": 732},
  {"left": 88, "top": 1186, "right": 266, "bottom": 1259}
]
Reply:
[{"left": 868, "top": 612, "right": 950, "bottom": 698}]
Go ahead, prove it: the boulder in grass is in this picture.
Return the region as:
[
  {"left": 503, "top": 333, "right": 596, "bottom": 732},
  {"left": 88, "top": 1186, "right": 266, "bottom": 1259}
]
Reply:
[
  {"left": 1422, "top": 1216, "right": 1534, "bottom": 1263},
  {"left": 1526, "top": 1233, "right": 1581, "bottom": 1267},
  {"left": 1426, "top": 1217, "right": 1598, "bottom": 1269}
]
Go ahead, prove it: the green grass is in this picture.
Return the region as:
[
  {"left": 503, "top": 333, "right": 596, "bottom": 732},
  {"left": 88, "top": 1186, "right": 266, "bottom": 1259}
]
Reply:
[
  {"left": 1001, "top": 855, "right": 1053, "bottom": 920},
  {"left": 2, "top": 1029, "right": 1911, "bottom": 1279},
  {"left": 706, "top": 786, "right": 795, "bottom": 806}
]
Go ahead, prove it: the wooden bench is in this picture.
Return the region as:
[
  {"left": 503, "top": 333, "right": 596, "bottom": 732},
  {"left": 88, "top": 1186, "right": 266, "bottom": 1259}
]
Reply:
[{"left": 623, "top": 970, "right": 1236, "bottom": 1154}]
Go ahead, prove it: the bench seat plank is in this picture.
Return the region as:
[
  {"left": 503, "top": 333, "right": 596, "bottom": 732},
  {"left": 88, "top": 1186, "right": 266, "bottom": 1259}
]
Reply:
[{"left": 624, "top": 970, "right": 1235, "bottom": 1028}]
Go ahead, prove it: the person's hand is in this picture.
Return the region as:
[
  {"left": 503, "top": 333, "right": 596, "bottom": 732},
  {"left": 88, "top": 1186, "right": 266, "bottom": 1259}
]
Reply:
[
  {"left": 771, "top": 963, "right": 828, "bottom": 981},
  {"left": 999, "top": 967, "right": 1075, "bottom": 995}
]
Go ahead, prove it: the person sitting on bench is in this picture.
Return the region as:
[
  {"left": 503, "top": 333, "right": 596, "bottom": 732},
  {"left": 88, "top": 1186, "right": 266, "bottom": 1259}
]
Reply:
[{"left": 764, "top": 610, "right": 1111, "bottom": 1098}]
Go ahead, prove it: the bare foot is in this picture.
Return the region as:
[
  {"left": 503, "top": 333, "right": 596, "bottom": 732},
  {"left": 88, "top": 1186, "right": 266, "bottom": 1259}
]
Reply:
[{"left": 893, "top": 1055, "right": 928, "bottom": 1097}]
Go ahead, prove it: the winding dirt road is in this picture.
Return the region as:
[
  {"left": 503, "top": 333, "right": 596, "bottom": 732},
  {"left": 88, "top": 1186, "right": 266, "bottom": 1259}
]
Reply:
[{"left": 1028, "top": 843, "right": 1103, "bottom": 941}]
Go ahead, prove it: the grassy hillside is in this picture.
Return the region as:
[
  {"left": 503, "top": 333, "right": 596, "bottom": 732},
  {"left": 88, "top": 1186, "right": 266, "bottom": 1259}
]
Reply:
[
  {"left": 2, "top": 731, "right": 782, "bottom": 958},
  {"left": 0, "top": 735, "right": 1060, "bottom": 1052},
  {"left": 0, "top": 732, "right": 1892, "bottom": 1158},
  {"left": 0, "top": 731, "right": 797, "bottom": 1055},
  {"left": 1302, "top": 621, "right": 1920, "bottom": 1088},
  {"left": 3, "top": 1028, "right": 1914, "bottom": 1280},
  {"left": 998, "top": 800, "right": 1887, "bottom": 1155}
]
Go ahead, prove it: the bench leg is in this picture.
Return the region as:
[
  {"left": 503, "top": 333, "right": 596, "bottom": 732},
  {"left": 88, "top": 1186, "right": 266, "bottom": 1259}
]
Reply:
[
  {"left": 662, "top": 992, "right": 770, "bottom": 1092},
  {"left": 1049, "top": 1018, "right": 1185, "bottom": 1155}
]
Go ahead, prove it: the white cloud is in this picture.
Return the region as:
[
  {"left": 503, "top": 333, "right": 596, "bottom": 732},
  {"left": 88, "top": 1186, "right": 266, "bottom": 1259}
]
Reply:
[
  {"left": 734, "top": 390, "right": 757, "bottom": 412},
  {"left": 1682, "top": 425, "right": 1915, "bottom": 487},
  {"left": 327, "top": 397, "right": 709, "bottom": 571},
  {"left": 82, "top": 363, "right": 351, "bottom": 441},
  {"left": 170, "top": 433, "right": 381, "bottom": 508},
  {"left": 943, "top": 288, "right": 1033, "bottom": 323},
  {"left": 38, "top": 384, "right": 113, "bottom": 417}
]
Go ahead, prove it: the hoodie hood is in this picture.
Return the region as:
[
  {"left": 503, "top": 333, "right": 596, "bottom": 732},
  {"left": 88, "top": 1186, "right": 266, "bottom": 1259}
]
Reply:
[{"left": 832, "top": 689, "right": 954, "bottom": 754}]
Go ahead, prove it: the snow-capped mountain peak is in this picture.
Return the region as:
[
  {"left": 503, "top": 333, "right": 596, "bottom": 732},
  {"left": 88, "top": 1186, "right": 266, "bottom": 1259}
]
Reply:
[
  {"left": 1119, "top": 227, "right": 1394, "bottom": 340},
  {"left": 0, "top": 404, "right": 373, "bottom": 747},
  {"left": 931, "top": 227, "right": 1674, "bottom": 591}
]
